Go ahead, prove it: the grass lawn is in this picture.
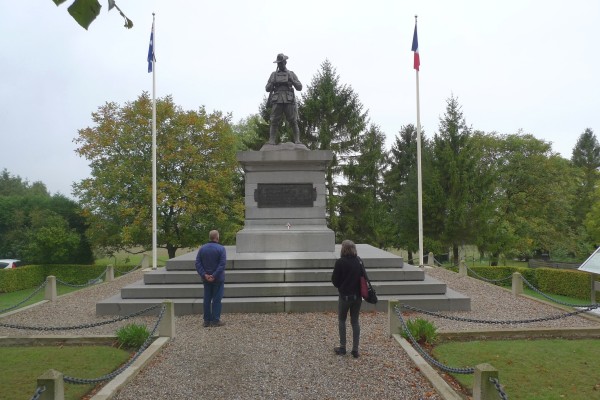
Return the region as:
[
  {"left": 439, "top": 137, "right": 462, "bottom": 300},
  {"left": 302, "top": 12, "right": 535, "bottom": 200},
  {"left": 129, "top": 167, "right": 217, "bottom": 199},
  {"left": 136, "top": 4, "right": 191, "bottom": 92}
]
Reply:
[
  {"left": 523, "top": 288, "right": 597, "bottom": 307},
  {"left": 0, "top": 346, "right": 132, "bottom": 400},
  {"left": 0, "top": 285, "right": 81, "bottom": 313},
  {"left": 432, "top": 339, "right": 600, "bottom": 400}
]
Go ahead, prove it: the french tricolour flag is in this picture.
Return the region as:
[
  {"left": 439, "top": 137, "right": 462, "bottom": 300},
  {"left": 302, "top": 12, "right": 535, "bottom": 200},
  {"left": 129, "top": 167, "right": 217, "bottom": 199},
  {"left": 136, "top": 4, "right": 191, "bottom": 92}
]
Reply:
[{"left": 412, "top": 23, "right": 420, "bottom": 71}]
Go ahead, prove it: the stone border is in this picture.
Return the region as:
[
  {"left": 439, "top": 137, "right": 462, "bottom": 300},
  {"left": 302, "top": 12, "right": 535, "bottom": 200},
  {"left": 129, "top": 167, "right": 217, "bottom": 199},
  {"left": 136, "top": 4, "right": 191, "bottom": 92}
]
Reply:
[
  {"left": 90, "top": 336, "right": 170, "bottom": 400},
  {"left": 392, "top": 334, "right": 464, "bottom": 400},
  {"left": 438, "top": 326, "right": 600, "bottom": 342}
]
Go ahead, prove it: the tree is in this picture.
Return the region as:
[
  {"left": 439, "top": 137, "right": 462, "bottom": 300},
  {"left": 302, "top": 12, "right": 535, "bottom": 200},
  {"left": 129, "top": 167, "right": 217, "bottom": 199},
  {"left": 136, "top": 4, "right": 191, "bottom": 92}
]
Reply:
[
  {"left": 0, "top": 171, "right": 93, "bottom": 263},
  {"left": 477, "top": 133, "right": 577, "bottom": 261},
  {"left": 52, "top": 0, "right": 133, "bottom": 30},
  {"left": 585, "top": 185, "right": 600, "bottom": 245},
  {"left": 385, "top": 125, "right": 421, "bottom": 260},
  {"left": 338, "top": 125, "right": 389, "bottom": 247},
  {"left": 430, "top": 95, "right": 479, "bottom": 264},
  {"left": 298, "top": 60, "right": 368, "bottom": 231},
  {"left": 73, "top": 93, "right": 243, "bottom": 259},
  {"left": 571, "top": 128, "right": 600, "bottom": 226}
]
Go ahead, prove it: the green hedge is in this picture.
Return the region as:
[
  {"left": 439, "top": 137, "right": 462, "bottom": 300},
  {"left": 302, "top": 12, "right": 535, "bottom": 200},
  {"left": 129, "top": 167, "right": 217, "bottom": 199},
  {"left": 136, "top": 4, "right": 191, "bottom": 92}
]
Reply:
[
  {"left": 534, "top": 268, "right": 594, "bottom": 300},
  {"left": 0, "top": 264, "right": 108, "bottom": 293},
  {"left": 451, "top": 265, "right": 598, "bottom": 300}
]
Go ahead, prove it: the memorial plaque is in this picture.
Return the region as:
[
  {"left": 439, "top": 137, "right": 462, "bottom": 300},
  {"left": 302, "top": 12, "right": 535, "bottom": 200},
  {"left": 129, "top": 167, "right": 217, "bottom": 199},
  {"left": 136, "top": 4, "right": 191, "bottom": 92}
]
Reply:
[{"left": 255, "top": 183, "right": 316, "bottom": 208}]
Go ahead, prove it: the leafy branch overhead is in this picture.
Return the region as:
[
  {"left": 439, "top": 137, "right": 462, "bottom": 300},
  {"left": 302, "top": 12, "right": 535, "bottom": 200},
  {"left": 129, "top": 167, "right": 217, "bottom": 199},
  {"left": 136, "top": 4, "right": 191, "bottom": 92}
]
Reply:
[{"left": 52, "top": 0, "right": 133, "bottom": 30}]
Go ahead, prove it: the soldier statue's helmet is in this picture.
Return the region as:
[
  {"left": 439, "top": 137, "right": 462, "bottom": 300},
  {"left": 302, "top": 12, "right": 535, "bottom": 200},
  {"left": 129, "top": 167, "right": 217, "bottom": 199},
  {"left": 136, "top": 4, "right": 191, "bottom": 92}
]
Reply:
[{"left": 273, "top": 53, "right": 289, "bottom": 63}]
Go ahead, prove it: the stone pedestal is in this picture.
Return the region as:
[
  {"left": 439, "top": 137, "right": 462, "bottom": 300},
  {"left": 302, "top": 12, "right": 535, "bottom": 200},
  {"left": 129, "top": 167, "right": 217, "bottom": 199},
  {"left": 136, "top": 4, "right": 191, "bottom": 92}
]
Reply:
[{"left": 236, "top": 149, "right": 335, "bottom": 253}]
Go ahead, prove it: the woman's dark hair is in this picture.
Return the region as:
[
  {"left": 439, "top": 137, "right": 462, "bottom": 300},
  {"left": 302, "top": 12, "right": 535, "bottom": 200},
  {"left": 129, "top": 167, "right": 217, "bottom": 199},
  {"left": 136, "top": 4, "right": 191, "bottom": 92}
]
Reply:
[{"left": 340, "top": 239, "right": 357, "bottom": 257}]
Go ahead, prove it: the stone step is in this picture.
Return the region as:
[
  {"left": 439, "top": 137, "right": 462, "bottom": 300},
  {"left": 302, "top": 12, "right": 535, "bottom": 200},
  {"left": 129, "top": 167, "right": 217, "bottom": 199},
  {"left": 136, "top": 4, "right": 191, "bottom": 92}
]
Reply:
[
  {"left": 143, "top": 268, "right": 425, "bottom": 285},
  {"left": 96, "top": 288, "right": 470, "bottom": 316},
  {"left": 166, "top": 244, "right": 404, "bottom": 270},
  {"left": 121, "top": 276, "right": 447, "bottom": 299}
]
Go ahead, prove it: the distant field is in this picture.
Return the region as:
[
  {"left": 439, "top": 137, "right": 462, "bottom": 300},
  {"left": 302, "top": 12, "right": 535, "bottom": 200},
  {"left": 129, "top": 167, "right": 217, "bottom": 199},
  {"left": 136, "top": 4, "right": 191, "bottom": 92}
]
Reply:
[{"left": 94, "top": 247, "right": 197, "bottom": 267}]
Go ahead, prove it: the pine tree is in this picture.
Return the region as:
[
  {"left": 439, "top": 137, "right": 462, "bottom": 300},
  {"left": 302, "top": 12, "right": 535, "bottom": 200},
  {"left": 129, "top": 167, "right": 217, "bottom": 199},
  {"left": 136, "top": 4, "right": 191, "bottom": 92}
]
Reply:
[
  {"left": 431, "top": 95, "right": 478, "bottom": 264},
  {"left": 571, "top": 128, "right": 600, "bottom": 226},
  {"left": 298, "top": 60, "right": 368, "bottom": 231},
  {"left": 337, "top": 125, "right": 388, "bottom": 246}
]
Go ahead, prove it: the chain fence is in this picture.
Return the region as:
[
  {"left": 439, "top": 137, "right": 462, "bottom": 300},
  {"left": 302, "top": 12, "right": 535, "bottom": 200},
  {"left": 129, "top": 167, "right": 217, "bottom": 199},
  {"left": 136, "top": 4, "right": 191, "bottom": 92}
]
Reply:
[
  {"left": 464, "top": 266, "right": 600, "bottom": 311},
  {"left": 401, "top": 303, "right": 596, "bottom": 325},
  {"left": 64, "top": 303, "right": 166, "bottom": 384},
  {"left": 0, "top": 304, "right": 161, "bottom": 331},
  {"left": 114, "top": 264, "right": 141, "bottom": 276},
  {"left": 393, "top": 305, "right": 475, "bottom": 374},
  {"left": 395, "top": 292, "right": 600, "bottom": 400},
  {"left": 520, "top": 275, "right": 600, "bottom": 308},
  {"left": 55, "top": 267, "right": 108, "bottom": 288},
  {"left": 29, "top": 385, "right": 46, "bottom": 400},
  {"left": 490, "top": 377, "right": 509, "bottom": 400},
  {"left": 0, "top": 279, "right": 48, "bottom": 315}
]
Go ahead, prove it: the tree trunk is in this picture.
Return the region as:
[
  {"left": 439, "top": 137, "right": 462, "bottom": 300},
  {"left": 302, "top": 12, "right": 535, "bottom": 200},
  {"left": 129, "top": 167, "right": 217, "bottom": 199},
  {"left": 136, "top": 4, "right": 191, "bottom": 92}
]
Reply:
[
  {"left": 407, "top": 250, "right": 413, "bottom": 265},
  {"left": 453, "top": 244, "right": 460, "bottom": 266},
  {"left": 167, "top": 244, "right": 177, "bottom": 259},
  {"left": 490, "top": 252, "right": 500, "bottom": 266}
]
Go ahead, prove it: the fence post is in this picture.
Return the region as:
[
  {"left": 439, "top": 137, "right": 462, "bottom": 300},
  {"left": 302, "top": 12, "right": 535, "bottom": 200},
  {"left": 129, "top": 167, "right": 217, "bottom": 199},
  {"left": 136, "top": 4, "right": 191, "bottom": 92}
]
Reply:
[
  {"left": 106, "top": 265, "right": 114, "bottom": 282},
  {"left": 428, "top": 252, "right": 435, "bottom": 267},
  {"left": 159, "top": 300, "right": 176, "bottom": 338},
  {"left": 141, "top": 254, "right": 150, "bottom": 269},
  {"left": 387, "top": 300, "right": 401, "bottom": 338},
  {"left": 459, "top": 260, "right": 468, "bottom": 277},
  {"left": 473, "top": 363, "right": 499, "bottom": 400},
  {"left": 45, "top": 276, "right": 57, "bottom": 302},
  {"left": 512, "top": 272, "right": 523, "bottom": 296},
  {"left": 37, "top": 369, "right": 64, "bottom": 400}
]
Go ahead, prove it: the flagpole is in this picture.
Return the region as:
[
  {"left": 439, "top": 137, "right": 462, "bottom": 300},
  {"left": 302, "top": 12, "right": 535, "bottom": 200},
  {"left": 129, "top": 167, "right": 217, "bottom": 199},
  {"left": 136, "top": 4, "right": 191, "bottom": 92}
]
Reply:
[
  {"left": 414, "top": 15, "right": 424, "bottom": 268},
  {"left": 151, "top": 13, "right": 157, "bottom": 270}
]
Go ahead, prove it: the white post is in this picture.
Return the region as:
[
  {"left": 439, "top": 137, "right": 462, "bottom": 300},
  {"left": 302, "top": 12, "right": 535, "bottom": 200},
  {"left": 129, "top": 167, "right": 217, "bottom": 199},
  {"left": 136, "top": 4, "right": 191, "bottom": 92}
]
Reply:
[
  {"left": 512, "top": 272, "right": 523, "bottom": 296},
  {"left": 459, "top": 260, "right": 467, "bottom": 277},
  {"left": 106, "top": 265, "right": 114, "bottom": 282},
  {"left": 151, "top": 13, "right": 158, "bottom": 271},
  {"left": 473, "top": 363, "right": 499, "bottom": 400},
  {"left": 45, "top": 276, "right": 57, "bottom": 302},
  {"left": 37, "top": 369, "right": 64, "bottom": 400},
  {"left": 414, "top": 16, "right": 424, "bottom": 268},
  {"left": 159, "top": 300, "right": 176, "bottom": 338}
]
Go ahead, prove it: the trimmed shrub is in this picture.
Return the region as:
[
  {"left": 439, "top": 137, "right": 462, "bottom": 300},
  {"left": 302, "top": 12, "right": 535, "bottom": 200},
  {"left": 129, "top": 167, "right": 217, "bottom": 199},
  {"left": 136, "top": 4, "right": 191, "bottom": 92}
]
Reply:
[
  {"left": 116, "top": 323, "right": 151, "bottom": 350},
  {"left": 0, "top": 264, "right": 108, "bottom": 293},
  {"left": 401, "top": 318, "right": 438, "bottom": 345},
  {"left": 535, "top": 268, "right": 592, "bottom": 300}
]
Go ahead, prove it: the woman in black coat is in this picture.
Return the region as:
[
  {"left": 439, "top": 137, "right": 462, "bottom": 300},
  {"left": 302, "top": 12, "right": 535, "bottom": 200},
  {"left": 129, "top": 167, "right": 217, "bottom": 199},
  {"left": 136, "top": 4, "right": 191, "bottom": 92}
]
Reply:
[{"left": 331, "top": 239, "right": 363, "bottom": 358}]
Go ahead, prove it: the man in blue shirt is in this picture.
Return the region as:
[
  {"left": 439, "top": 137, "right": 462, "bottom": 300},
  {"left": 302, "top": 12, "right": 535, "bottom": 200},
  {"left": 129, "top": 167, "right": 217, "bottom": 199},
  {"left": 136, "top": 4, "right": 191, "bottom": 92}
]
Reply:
[{"left": 195, "top": 230, "right": 227, "bottom": 327}]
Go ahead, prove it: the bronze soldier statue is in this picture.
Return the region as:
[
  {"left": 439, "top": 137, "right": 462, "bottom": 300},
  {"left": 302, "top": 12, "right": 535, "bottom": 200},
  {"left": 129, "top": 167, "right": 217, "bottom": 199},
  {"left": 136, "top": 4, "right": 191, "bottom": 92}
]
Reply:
[{"left": 265, "top": 53, "right": 303, "bottom": 144}]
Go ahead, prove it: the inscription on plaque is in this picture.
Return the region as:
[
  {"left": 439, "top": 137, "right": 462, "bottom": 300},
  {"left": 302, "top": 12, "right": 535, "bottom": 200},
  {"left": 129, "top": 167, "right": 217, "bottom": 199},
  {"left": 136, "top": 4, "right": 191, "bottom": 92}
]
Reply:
[{"left": 255, "top": 183, "right": 316, "bottom": 208}]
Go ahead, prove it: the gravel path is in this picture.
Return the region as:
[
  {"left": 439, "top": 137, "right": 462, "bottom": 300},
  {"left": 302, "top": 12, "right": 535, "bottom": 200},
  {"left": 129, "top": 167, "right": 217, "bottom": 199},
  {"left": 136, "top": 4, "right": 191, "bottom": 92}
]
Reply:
[{"left": 1, "top": 266, "right": 599, "bottom": 400}]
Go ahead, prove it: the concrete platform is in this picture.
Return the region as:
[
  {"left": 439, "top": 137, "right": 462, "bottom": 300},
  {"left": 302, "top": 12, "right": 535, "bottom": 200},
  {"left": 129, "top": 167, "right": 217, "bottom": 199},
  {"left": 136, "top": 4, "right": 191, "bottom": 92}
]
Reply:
[{"left": 96, "top": 244, "right": 471, "bottom": 316}]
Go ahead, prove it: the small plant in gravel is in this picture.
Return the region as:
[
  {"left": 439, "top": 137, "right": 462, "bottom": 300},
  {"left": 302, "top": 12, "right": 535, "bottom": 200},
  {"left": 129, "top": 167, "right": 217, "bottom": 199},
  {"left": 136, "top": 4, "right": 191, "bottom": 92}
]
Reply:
[
  {"left": 116, "top": 323, "right": 150, "bottom": 350},
  {"left": 401, "top": 318, "right": 438, "bottom": 345}
]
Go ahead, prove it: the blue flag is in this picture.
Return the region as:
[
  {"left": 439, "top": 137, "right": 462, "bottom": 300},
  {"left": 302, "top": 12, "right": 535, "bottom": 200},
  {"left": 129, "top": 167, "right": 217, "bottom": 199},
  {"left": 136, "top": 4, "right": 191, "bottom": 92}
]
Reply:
[{"left": 147, "top": 22, "right": 155, "bottom": 73}]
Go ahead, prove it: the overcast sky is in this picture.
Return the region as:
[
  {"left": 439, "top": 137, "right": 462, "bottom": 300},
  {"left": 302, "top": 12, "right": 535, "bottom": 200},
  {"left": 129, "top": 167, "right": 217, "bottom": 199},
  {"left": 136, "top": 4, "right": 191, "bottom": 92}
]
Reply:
[{"left": 1, "top": 1, "right": 599, "bottom": 197}]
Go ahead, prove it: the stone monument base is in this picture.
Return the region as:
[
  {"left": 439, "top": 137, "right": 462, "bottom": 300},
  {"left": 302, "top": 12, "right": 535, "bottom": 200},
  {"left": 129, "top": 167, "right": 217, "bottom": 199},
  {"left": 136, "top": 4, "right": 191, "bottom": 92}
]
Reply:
[
  {"left": 236, "top": 225, "right": 334, "bottom": 253},
  {"left": 235, "top": 149, "right": 335, "bottom": 253}
]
